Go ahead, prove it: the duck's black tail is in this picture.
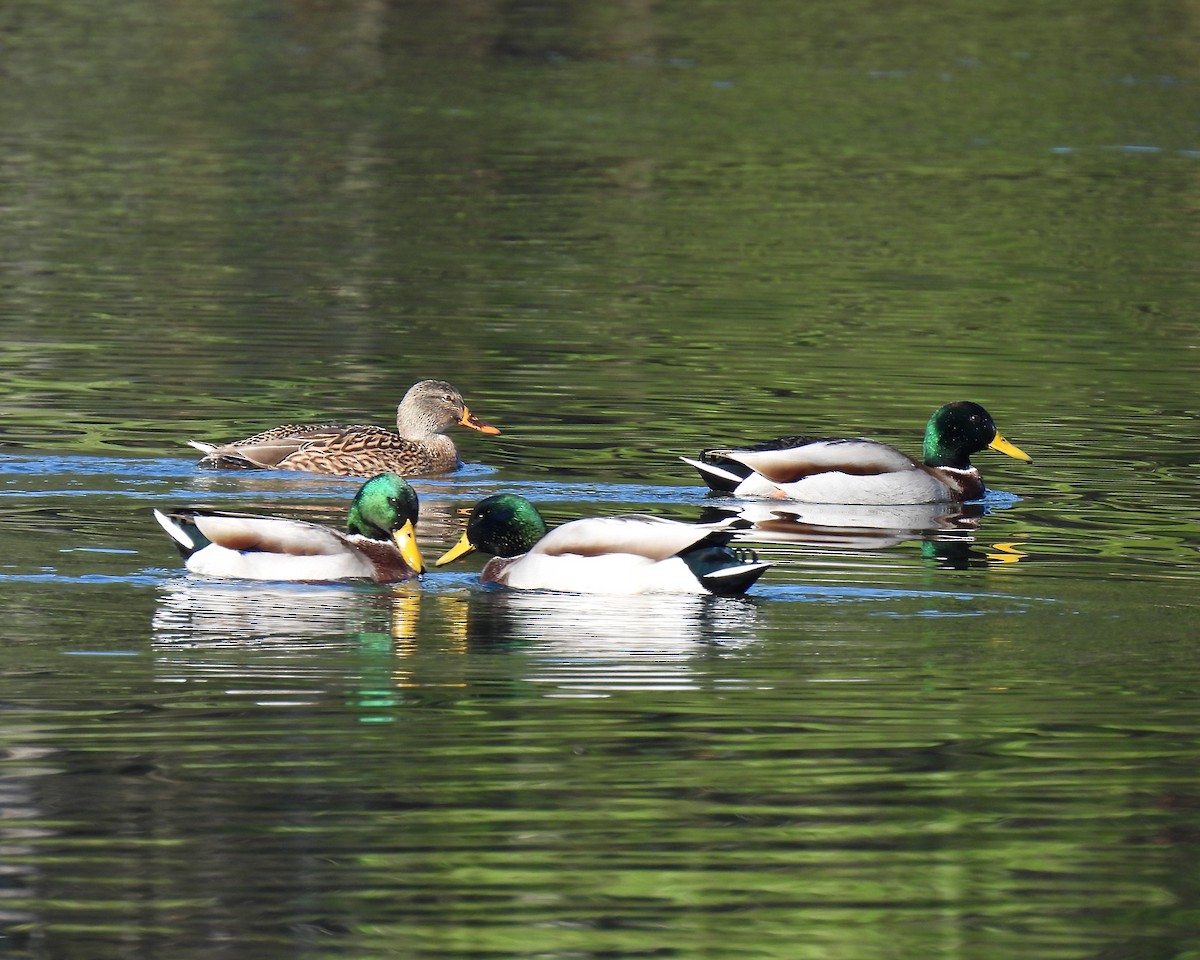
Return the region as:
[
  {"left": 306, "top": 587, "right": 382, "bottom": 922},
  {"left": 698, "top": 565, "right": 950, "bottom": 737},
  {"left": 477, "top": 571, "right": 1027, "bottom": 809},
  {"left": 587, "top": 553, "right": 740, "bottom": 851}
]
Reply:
[
  {"left": 680, "top": 454, "right": 752, "bottom": 493},
  {"left": 152, "top": 509, "right": 210, "bottom": 560},
  {"left": 683, "top": 435, "right": 825, "bottom": 493},
  {"left": 679, "top": 537, "right": 772, "bottom": 595}
]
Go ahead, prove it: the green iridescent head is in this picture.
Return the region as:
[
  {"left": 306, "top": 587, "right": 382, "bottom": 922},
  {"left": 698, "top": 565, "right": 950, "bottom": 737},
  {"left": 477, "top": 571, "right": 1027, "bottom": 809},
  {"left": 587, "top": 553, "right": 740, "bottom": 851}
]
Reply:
[
  {"left": 346, "top": 473, "right": 424, "bottom": 572},
  {"left": 436, "top": 493, "right": 548, "bottom": 565},
  {"left": 921, "top": 402, "right": 1032, "bottom": 469}
]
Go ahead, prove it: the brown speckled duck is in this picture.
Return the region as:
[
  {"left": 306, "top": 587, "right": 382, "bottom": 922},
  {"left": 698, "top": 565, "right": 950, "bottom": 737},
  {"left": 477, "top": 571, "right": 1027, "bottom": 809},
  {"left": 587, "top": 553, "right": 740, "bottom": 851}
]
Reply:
[{"left": 188, "top": 380, "right": 500, "bottom": 478}]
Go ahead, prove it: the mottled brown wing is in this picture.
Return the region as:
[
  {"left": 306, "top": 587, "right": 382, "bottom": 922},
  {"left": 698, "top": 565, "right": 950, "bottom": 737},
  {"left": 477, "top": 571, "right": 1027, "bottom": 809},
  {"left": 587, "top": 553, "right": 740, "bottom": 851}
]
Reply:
[
  {"left": 195, "top": 423, "right": 364, "bottom": 469},
  {"left": 276, "top": 429, "right": 456, "bottom": 478},
  {"left": 229, "top": 430, "right": 362, "bottom": 470},
  {"left": 231, "top": 422, "right": 364, "bottom": 444}
]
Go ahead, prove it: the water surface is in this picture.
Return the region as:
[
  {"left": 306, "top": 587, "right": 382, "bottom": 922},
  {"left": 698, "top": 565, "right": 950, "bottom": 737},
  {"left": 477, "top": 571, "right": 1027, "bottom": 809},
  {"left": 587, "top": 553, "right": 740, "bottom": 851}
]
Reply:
[{"left": 2, "top": 2, "right": 1199, "bottom": 959}]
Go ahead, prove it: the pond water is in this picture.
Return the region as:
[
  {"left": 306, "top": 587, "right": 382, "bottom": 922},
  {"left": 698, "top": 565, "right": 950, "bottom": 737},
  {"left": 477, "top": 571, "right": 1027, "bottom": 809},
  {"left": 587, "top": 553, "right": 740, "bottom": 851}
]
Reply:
[{"left": 2, "top": 2, "right": 1199, "bottom": 959}]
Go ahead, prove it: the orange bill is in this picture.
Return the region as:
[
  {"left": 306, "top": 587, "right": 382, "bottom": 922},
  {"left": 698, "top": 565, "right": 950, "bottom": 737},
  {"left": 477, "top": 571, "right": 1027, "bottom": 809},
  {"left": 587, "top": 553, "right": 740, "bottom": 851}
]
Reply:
[{"left": 458, "top": 405, "right": 501, "bottom": 435}]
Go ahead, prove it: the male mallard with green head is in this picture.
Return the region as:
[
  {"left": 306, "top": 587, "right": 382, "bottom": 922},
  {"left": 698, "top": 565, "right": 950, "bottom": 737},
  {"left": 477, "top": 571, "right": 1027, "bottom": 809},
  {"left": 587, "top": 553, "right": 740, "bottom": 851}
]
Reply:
[
  {"left": 682, "top": 401, "right": 1031, "bottom": 504},
  {"left": 154, "top": 473, "right": 424, "bottom": 582},
  {"left": 435, "top": 493, "right": 771, "bottom": 595}
]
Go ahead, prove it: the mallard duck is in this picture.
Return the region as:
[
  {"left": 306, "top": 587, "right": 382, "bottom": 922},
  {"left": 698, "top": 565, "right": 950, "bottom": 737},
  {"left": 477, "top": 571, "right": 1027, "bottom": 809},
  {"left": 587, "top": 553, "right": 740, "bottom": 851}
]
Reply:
[
  {"left": 681, "top": 401, "right": 1031, "bottom": 504},
  {"left": 188, "top": 380, "right": 500, "bottom": 478},
  {"left": 435, "top": 493, "right": 772, "bottom": 595},
  {"left": 153, "top": 473, "right": 425, "bottom": 582}
]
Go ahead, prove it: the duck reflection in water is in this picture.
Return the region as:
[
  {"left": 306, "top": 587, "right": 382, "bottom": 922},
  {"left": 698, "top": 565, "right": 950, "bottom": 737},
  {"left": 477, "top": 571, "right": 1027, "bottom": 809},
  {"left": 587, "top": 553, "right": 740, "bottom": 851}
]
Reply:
[
  {"left": 458, "top": 589, "right": 762, "bottom": 692},
  {"left": 151, "top": 577, "right": 419, "bottom": 647},
  {"left": 702, "top": 500, "right": 1027, "bottom": 570},
  {"left": 150, "top": 577, "right": 760, "bottom": 697},
  {"left": 707, "top": 500, "right": 986, "bottom": 549}
]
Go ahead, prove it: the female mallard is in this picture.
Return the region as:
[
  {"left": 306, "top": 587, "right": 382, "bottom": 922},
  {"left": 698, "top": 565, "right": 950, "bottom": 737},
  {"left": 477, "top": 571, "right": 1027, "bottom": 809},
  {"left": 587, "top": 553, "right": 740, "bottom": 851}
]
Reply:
[
  {"left": 153, "top": 473, "right": 425, "bottom": 582},
  {"left": 435, "top": 493, "right": 772, "bottom": 595},
  {"left": 188, "top": 380, "right": 500, "bottom": 478},
  {"left": 681, "top": 401, "right": 1031, "bottom": 504}
]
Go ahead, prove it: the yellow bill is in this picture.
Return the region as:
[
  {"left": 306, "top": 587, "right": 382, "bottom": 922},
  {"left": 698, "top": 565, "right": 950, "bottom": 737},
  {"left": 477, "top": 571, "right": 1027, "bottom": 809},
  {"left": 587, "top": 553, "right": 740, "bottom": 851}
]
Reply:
[
  {"left": 988, "top": 432, "right": 1033, "bottom": 463},
  {"left": 435, "top": 531, "right": 478, "bottom": 567},
  {"left": 392, "top": 519, "right": 426, "bottom": 574}
]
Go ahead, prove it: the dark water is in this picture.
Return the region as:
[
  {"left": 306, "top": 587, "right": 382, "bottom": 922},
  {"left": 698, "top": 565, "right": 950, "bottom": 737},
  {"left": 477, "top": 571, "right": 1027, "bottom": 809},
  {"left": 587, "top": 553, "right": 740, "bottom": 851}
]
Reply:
[{"left": 3, "top": 2, "right": 1199, "bottom": 958}]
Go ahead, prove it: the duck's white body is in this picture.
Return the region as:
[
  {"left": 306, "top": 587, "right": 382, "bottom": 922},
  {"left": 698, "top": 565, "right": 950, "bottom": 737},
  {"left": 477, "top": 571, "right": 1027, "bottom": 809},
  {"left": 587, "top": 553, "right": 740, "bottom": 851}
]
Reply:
[
  {"left": 486, "top": 552, "right": 706, "bottom": 594},
  {"left": 481, "top": 515, "right": 770, "bottom": 595},
  {"left": 683, "top": 402, "right": 1032, "bottom": 505},
  {"left": 153, "top": 510, "right": 417, "bottom": 583},
  {"left": 682, "top": 439, "right": 979, "bottom": 504}
]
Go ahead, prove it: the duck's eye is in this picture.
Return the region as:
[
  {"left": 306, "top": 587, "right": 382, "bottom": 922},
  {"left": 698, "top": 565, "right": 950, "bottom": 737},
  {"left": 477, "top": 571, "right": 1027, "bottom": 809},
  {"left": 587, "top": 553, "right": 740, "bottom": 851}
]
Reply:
[{"left": 442, "top": 394, "right": 455, "bottom": 403}]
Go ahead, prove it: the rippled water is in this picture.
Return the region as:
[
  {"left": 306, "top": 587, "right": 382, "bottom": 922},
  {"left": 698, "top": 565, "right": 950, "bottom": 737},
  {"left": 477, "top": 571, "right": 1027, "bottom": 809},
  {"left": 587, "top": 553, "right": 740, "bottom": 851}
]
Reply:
[
  {"left": 4, "top": 1, "right": 1200, "bottom": 958},
  {"left": 3, "top": 433, "right": 1197, "bottom": 958}
]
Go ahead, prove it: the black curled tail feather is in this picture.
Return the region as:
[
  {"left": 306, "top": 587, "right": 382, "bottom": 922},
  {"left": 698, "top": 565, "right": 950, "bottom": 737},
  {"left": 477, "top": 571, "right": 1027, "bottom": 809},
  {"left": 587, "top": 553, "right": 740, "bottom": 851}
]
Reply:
[
  {"left": 153, "top": 509, "right": 211, "bottom": 561},
  {"left": 681, "top": 453, "right": 749, "bottom": 493},
  {"left": 679, "top": 540, "right": 771, "bottom": 596},
  {"left": 692, "top": 435, "right": 826, "bottom": 493}
]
